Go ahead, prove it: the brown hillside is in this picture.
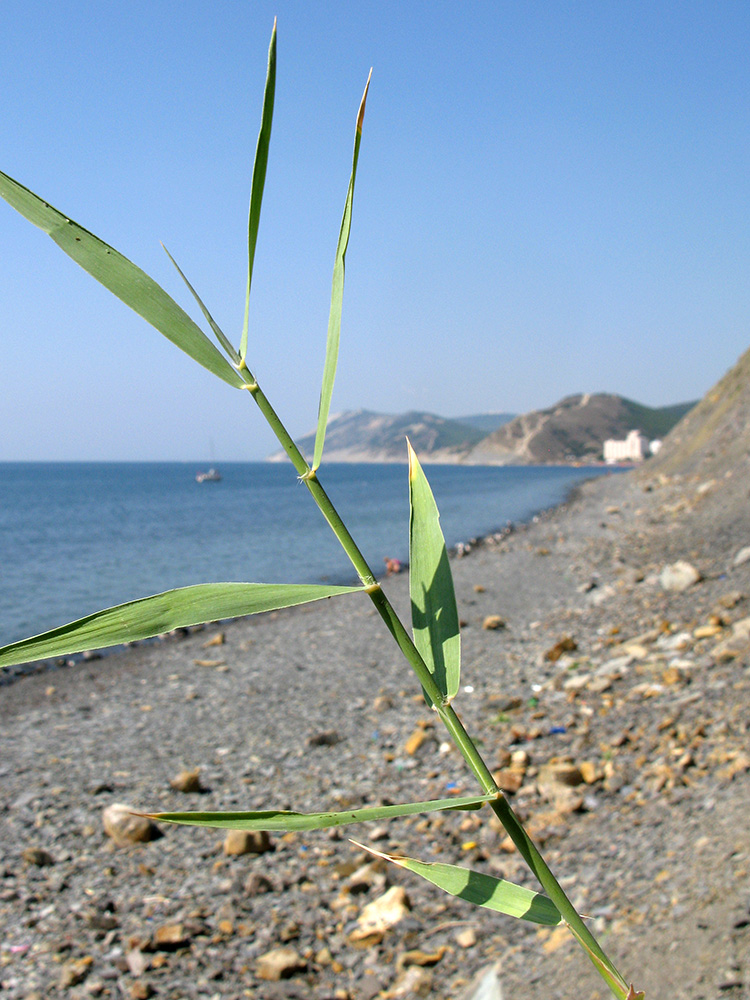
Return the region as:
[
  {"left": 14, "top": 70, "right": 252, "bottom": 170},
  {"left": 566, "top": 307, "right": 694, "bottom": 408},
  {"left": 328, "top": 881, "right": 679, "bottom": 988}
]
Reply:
[
  {"left": 643, "top": 345, "right": 750, "bottom": 479},
  {"left": 468, "top": 393, "right": 642, "bottom": 464}
]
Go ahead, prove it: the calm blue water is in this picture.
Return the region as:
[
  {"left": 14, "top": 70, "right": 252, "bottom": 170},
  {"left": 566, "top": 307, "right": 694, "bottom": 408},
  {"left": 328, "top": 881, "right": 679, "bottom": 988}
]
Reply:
[{"left": 0, "top": 462, "right": 606, "bottom": 648}]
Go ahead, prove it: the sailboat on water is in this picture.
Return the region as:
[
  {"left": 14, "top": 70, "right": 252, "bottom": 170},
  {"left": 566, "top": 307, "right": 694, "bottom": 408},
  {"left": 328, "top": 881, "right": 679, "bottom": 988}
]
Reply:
[
  {"left": 196, "top": 441, "right": 221, "bottom": 483},
  {"left": 196, "top": 467, "right": 221, "bottom": 483}
]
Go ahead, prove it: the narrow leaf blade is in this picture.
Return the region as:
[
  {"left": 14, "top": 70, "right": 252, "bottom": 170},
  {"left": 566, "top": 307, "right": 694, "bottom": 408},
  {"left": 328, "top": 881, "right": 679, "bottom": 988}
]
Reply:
[
  {"left": 0, "top": 171, "right": 243, "bottom": 388},
  {"left": 162, "top": 244, "right": 240, "bottom": 364},
  {"left": 148, "top": 793, "right": 496, "bottom": 831},
  {"left": 311, "top": 70, "right": 371, "bottom": 471},
  {"left": 569, "top": 930, "right": 632, "bottom": 999},
  {"left": 356, "top": 843, "right": 562, "bottom": 926},
  {"left": 408, "top": 441, "right": 460, "bottom": 704},
  {"left": 240, "top": 19, "right": 276, "bottom": 361},
  {"left": 0, "top": 583, "right": 362, "bottom": 668}
]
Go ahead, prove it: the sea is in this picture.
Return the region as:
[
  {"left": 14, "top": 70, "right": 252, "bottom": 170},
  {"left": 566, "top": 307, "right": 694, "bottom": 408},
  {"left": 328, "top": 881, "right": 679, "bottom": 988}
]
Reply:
[{"left": 0, "top": 462, "right": 610, "bottom": 649}]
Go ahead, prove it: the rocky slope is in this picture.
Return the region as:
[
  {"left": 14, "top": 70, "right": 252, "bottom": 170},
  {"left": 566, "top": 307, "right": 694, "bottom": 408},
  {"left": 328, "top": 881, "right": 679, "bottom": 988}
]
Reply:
[
  {"left": 643, "top": 344, "right": 750, "bottom": 480},
  {"left": 466, "top": 394, "right": 695, "bottom": 465}
]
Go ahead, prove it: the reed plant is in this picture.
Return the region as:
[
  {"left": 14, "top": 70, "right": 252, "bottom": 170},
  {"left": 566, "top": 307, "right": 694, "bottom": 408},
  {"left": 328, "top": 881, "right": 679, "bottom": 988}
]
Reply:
[{"left": 0, "top": 23, "right": 642, "bottom": 999}]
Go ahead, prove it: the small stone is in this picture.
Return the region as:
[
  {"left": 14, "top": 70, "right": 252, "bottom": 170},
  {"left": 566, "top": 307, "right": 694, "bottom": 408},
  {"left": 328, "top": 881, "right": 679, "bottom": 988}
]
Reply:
[
  {"left": 621, "top": 642, "right": 650, "bottom": 659},
  {"left": 474, "top": 584, "right": 486, "bottom": 593},
  {"left": 153, "top": 923, "right": 191, "bottom": 950},
  {"left": 255, "top": 946, "right": 306, "bottom": 981},
  {"left": 169, "top": 768, "right": 204, "bottom": 793},
  {"left": 349, "top": 886, "right": 411, "bottom": 946},
  {"left": 660, "top": 561, "right": 701, "bottom": 592},
  {"left": 579, "top": 761, "right": 601, "bottom": 784},
  {"left": 203, "top": 631, "right": 225, "bottom": 647},
  {"left": 244, "top": 871, "right": 274, "bottom": 894},
  {"left": 397, "top": 946, "right": 447, "bottom": 969},
  {"left": 126, "top": 949, "right": 148, "bottom": 977},
  {"left": 223, "top": 829, "right": 272, "bottom": 856},
  {"left": 59, "top": 956, "right": 94, "bottom": 988},
  {"left": 316, "top": 945, "right": 332, "bottom": 966},
  {"left": 102, "top": 804, "right": 161, "bottom": 847},
  {"left": 718, "top": 591, "right": 744, "bottom": 609},
  {"left": 383, "top": 966, "right": 434, "bottom": 998},
  {"left": 493, "top": 768, "right": 524, "bottom": 793},
  {"left": 22, "top": 846, "right": 55, "bottom": 867},
  {"left": 404, "top": 729, "right": 428, "bottom": 755},
  {"left": 307, "top": 730, "right": 341, "bottom": 747},
  {"left": 455, "top": 926, "right": 477, "bottom": 948},
  {"left": 545, "top": 636, "right": 577, "bottom": 662},
  {"left": 563, "top": 674, "right": 591, "bottom": 692},
  {"left": 733, "top": 545, "right": 750, "bottom": 566},
  {"left": 718, "top": 754, "right": 750, "bottom": 782},
  {"left": 537, "top": 760, "right": 584, "bottom": 791},
  {"left": 129, "top": 982, "right": 155, "bottom": 1000},
  {"left": 457, "top": 962, "right": 504, "bottom": 1000},
  {"left": 693, "top": 624, "right": 722, "bottom": 640},
  {"left": 712, "top": 615, "right": 750, "bottom": 660},
  {"left": 482, "top": 615, "right": 506, "bottom": 631}
]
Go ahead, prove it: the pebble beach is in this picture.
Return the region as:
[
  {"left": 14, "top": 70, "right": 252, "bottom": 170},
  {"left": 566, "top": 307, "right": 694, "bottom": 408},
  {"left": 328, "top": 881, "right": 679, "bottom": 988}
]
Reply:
[{"left": 2, "top": 461, "right": 750, "bottom": 1000}]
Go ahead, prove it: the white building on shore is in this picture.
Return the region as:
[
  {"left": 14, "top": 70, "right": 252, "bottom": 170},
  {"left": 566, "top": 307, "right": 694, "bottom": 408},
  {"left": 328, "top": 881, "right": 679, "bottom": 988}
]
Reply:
[{"left": 603, "top": 429, "right": 650, "bottom": 464}]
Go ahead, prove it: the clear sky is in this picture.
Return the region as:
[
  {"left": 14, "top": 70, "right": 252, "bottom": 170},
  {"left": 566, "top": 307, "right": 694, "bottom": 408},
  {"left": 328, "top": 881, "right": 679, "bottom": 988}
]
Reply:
[{"left": 1, "top": 1, "right": 749, "bottom": 461}]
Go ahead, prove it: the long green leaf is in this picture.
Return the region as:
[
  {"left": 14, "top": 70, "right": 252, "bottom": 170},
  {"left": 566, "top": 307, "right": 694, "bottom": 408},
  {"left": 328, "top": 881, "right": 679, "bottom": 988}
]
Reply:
[
  {"left": 355, "top": 843, "right": 561, "bottom": 926},
  {"left": 240, "top": 19, "right": 276, "bottom": 362},
  {"left": 0, "top": 171, "right": 243, "bottom": 388},
  {"left": 162, "top": 244, "right": 240, "bottom": 364},
  {"left": 407, "top": 441, "right": 460, "bottom": 705},
  {"left": 570, "top": 931, "right": 633, "bottom": 1000},
  {"left": 0, "top": 582, "right": 362, "bottom": 669},
  {"left": 148, "top": 793, "right": 496, "bottom": 830},
  {"left": 311, "top": 70, "right": 371, "bottom": 472}
]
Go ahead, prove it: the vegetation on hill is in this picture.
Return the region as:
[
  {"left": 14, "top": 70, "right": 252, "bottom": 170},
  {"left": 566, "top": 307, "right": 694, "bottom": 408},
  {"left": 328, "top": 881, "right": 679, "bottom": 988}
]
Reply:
[
  {"left": 644, "top": 346, "right": 750, "bottom": 478},
  {"left": 268, "top": 396, "right": 698, "bottom": 465},
  {"left": 269, "top": 409, "right": 485, "bottom": 463},
  {"left": 466, "top": 393, "right": 697, "bottom": 464}
]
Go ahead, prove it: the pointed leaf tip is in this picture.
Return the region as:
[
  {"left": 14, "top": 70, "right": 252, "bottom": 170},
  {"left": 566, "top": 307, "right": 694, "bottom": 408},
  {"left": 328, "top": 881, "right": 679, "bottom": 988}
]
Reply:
[
  {"left": 352, "top": 842, "right": 562, "bottom": 926},
  {"left": 357, "top": 70, "right": 372, "bottom": 133},
  {"left": 408, "top": 443, "right": 461, "bottom": 704},
  {"left": 0, "top": 171, "right": 244, "bottom": 388},
  {"left": 311, "top": 74, "right": 369, "bottom": 471},
  {"left": 240, "top": 20, "right": 276, "bottom": 362},
  {"left": 0, "top": 582, "right": 363, "bottom": 669},
  {"left": 146, "top": 793, "right": 495, "bottom": 833}
]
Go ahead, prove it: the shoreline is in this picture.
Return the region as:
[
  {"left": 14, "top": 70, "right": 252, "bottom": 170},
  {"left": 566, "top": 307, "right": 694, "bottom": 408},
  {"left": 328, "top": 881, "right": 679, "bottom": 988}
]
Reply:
[
  {"left": 0, "top": 467, "right": 613, "bottom": 688},
  {"left": 2, "top": 463, "right": 749, "bottom": 998}
]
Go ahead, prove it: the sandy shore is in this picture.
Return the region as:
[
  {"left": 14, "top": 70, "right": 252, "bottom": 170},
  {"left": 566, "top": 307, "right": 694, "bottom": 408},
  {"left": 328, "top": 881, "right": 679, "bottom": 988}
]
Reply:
[{"left": 1, "top": 466, "right": 749, "bottom": 999}]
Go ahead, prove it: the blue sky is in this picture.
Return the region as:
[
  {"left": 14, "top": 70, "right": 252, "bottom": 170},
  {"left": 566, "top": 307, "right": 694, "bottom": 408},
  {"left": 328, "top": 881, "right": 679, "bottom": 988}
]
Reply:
[{"left": 1, "top": 1, "right": 748, "bottom": 460}]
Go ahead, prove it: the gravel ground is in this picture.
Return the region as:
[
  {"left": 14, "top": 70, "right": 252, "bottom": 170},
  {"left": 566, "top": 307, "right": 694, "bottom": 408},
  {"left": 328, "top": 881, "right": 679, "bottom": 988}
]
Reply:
[{"left": 1, "top": 464, "right": 750, "bottom": 1000}]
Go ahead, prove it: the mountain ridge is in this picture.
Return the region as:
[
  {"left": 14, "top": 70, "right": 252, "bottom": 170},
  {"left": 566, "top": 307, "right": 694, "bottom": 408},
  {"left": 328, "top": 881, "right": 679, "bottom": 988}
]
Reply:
[{"left": 268, "top": 395, "right": 695, "bottom": 465}]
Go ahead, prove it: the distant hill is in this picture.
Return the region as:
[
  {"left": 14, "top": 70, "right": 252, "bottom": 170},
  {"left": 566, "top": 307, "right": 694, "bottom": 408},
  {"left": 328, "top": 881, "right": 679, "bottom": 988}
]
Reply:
[
  {"left": 452, "top": 413, "right": 516, "bottom": 434},
  {"left": 267, "top": 409, "right": 486, "bottom": 464},
  {"left": 465, "top": 393, "right": 696, "bottom": 465}
]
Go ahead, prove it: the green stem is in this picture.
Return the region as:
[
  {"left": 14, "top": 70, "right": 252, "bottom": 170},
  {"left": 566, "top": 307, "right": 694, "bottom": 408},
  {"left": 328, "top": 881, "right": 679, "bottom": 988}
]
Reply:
[{"left": 239, "top": 365, "right": 629, "bottom": 998}]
